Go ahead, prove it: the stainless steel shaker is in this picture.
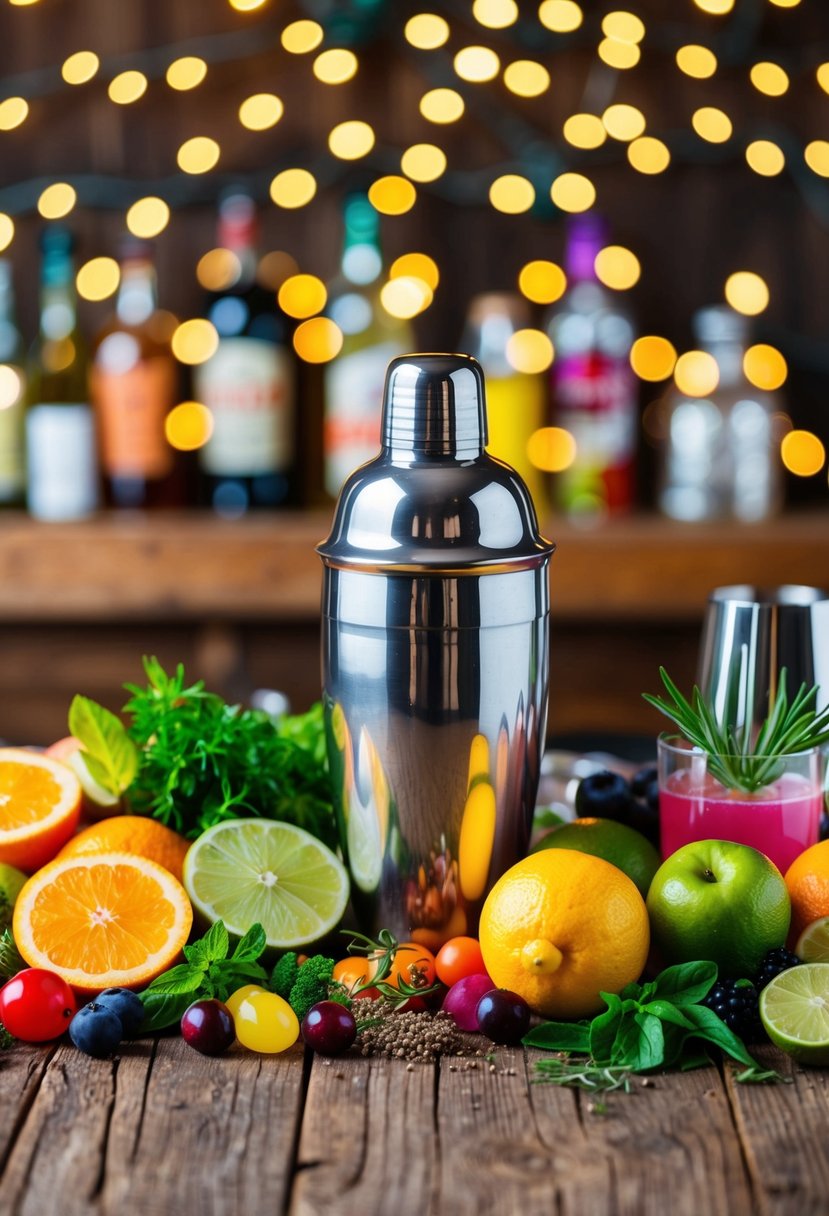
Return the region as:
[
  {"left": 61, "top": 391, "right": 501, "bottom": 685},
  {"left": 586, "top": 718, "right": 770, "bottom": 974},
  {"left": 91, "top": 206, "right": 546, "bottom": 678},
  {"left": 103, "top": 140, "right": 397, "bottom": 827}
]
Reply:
[{"left": 317, "top": 354, "right": 555, "bottom": 944}]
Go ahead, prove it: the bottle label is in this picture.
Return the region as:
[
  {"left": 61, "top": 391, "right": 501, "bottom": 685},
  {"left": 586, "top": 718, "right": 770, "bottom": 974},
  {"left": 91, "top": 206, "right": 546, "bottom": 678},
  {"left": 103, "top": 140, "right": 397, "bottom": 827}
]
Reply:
[
  {"left": 553, "top": 353, "right": 638, "bottom": 512},
  {"left": 91, "top": 355, "right": 176, "bottom": 479},
  {"left": 323, "top": 341, "right": 402, "bottom": 496},
  {"left": 195, "top": 338, "right": 294, "bottom": 476},
  {"left": 26, "top": 404, "right": 98, "bottom": 520},
  {"left": 0, "top": 367, "right": 25, "bottom": 500}
]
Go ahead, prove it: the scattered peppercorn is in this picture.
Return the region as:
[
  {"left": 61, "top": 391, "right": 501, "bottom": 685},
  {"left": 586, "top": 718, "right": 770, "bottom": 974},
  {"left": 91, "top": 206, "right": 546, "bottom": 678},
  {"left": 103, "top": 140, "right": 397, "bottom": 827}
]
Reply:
[{"left": 357, "top": 1009, "right": 462, "bottom": 1061}]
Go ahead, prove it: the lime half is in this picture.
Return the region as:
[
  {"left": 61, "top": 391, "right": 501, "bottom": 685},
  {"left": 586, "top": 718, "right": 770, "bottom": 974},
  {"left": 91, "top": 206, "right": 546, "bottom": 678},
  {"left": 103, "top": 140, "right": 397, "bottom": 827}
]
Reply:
[
  {"left": 183, "top": 819, "right": 350, "bottom": 949},
  {"left": 796, "top": 917, "right": 829, "bottom": 963},
  {"left": 759, "top": 963, "right": 829, "bottom": 1064}
]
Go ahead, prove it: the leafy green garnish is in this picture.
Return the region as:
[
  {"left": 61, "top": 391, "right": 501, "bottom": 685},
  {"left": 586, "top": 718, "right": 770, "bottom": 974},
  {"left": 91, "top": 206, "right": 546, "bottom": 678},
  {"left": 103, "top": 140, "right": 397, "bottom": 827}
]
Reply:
[
  {"left": 0, "top": 1022, "right": 13, "bottom": 1050},
  {"left": 68, "top": 694, "right": 140, "bottom": 798},
  {"left": 0, "top": 929, "right": 24, "bottom": 985},
  {"left": 643, "top": 667, "right": 829, "bottom": 793}
]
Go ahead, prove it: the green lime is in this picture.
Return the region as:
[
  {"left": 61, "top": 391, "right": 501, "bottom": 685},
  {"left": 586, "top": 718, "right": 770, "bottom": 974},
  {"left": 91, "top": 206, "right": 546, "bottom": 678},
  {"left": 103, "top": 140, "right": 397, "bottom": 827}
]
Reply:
[
  {"left": 0, "top": 863, "right": 26, "bottom": 933},
  {"left": 531, "top": 817, "right": 660, "bottom": 898},
  {"left": 759, "top": 963, "right": 829, "bottom": 1064},
  {"left": 183, "top": 819, "right": 350, "bottom": 949},
  {"left": 796, "top": 916, "right": 829, "bottom": 963}
]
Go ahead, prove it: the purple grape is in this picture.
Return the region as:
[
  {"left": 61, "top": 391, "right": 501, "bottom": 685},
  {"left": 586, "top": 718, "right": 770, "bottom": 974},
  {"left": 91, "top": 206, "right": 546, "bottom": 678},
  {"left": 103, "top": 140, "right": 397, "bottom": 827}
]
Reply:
[
  {"left": 181, "top": 999, "right": 235, "bottom": 1056},
  {"left": 301, "top": 1001, "right": 357, "bottom": 1056},
  {"left": 476, "top": 989, "right": 531, "bottom": 1045},
  {"left": 441, "top": 973, "right": 495, "bottom": 1031}
]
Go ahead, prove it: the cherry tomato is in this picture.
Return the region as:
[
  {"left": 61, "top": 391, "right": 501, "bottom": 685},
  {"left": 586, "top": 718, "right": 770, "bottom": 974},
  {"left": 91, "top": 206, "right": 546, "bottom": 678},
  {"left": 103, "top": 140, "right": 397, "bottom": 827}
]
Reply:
[
  {"left": 435, "top": 937, "right": 487, "bottom": 988},
  {"left": 372, "top": 942, "right": 436, "bottom": 992},
  {"left": 226, "top": 985, "right": 299, "bottom": 1054},
  {"left": 0, "top": 968, "right": 77, "bottom": 1042},
  {"left": 332, "top": 957, "right": 379, "bottom": 1000}
]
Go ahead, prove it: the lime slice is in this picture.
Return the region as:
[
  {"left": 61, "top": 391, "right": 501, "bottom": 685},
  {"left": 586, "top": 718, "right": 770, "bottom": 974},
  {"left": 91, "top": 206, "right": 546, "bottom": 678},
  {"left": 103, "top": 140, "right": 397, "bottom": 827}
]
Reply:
[
  {"left": 183, "top": 819, "right": 350, "bottom": 949},
  {"left": 759, "top": 962, "right": 829, "bottom": 1064},
  {"left": 796, "top": 917, "right": 829, "bottom": 963}
]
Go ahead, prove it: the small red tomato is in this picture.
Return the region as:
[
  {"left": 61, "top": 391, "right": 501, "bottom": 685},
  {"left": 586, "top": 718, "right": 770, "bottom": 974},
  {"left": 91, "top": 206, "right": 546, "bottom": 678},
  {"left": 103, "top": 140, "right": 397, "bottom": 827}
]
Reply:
[
  {"left": 435, "top": 936, "right": 487, "bottom": 988},
  {"left": 0, "top": 968, "right": 78, "bottom": 1042}
]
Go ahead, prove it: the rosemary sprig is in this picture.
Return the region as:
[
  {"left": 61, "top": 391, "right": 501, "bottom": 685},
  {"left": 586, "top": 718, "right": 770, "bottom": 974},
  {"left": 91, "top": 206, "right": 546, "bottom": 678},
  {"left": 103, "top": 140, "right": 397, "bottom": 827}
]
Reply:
[
  {"left": 533, "top": 1055, "right": 634, "bottom": 1094},
  {"left": 643, "top": 667, "right": 829, "bottom": 793},
  {"left": 342, "top": 928, "right": 441, "bottom": 1008}
]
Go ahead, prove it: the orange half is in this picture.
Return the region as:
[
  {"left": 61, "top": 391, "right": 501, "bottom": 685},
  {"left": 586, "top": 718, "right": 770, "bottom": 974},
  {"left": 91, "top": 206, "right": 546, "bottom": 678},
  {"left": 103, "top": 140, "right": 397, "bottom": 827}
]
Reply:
[
  {"left": 14, "top": 852, "right": 193, "bottom": 993},
  {"left": 0, "top": 748, "right": 82, "bottom": 872}
]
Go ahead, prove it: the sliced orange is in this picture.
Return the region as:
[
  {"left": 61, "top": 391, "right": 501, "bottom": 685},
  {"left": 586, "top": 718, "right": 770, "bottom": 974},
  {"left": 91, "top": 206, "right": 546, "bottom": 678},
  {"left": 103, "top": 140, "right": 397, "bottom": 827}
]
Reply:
[
  {"left": 0, "top": 748, "right": 82, "bottom": 873},
  {"left": 14, "top": 852, "right": 193, "bottom": 993},
  {"left": 58, "top": 816, "right": 190, "bottom": 882}
]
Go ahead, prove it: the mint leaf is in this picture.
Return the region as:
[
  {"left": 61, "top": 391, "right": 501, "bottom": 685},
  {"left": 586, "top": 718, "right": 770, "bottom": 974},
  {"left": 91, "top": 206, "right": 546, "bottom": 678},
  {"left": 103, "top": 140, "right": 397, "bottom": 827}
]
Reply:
[
  {"left": 144, "top": 964, "right": 204, "bottom": 996},
  {"left": 232, "top": 923, "right": 266, "bottom": 964},
  {"left": 523, "top": 1020, "right": 590, "bottom": 1052},
  {"left": 68, "top": 694, "right": 139, "bottom": 797},
  {"left": 202, "top": 920, "right": 229, "bottom": 964},
  {"left": 652, "top": 962, "right": 718, "bottom": 1007},
  {"left": 139, "top": 988, "right": 194, "bottom": 1034}
]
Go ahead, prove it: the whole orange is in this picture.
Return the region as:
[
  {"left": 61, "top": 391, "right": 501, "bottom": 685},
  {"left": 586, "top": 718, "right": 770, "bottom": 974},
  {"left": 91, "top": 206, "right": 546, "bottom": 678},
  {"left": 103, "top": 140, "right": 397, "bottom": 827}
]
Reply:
[
  {"left": 57, "top": 816, "right": 190, "bottom": 882},
  {"left": 479, "top": 849, "right": 649, "bottom": 1018},
  {"left": 785, "top": 841, "right": 829, "bottom": 945}
]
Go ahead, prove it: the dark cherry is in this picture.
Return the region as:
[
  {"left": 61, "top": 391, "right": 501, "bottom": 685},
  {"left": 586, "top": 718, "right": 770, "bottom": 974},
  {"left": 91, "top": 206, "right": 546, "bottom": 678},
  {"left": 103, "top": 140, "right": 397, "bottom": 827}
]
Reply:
[
  {"left": 180, "top": 999, "right": 236, "bottom": 1056},
  {"left": 301, "top": 1001, "right": 357, "bottom": 1057},
  {"left": 476, "top": 989, "right": 531, "bottom": 1045}
]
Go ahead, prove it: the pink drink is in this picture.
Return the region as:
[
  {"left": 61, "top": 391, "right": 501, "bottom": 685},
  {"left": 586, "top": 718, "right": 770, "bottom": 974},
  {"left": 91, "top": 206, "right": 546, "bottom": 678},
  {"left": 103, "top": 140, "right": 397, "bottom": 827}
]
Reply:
[{"left": 660, "top": 769, "right": 822, "bottom": 874}]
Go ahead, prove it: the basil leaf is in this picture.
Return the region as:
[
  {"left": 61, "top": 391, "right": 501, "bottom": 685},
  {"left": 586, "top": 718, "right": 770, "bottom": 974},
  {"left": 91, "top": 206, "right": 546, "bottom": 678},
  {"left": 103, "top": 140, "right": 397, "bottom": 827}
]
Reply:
[
  {"left": 139, "top": 988, "right": 195, "bottom": 1034},
  {"left": 619, "top": 981, "right": 642, "bottom": 1001},
  {"left": 144, "top": 964, "right": 204, "bottom": 996},
  {"left": 660, "top": 1022, "right": 686, "bottom": 1069},
  {"left": 679, "top": 1003, "right": 758, "bottom": 1068},
  {"left": 68, "top": 694, "right": 139, "bottom": 797},
  {"left": 631, "top": 1011, "right": 665, "bottom": 1070},
  {"left": 590, "top": 994, "right": 624, "bottom": 1065},
  {"left": 232, "top": 922, "right": 266, "bottom": 964},
  {"left": 642, "top": 999, "right": 696, "bottom": 1030},
  {"left": 681, "top": 1048, "right": 713, "bottom": 1072},
  {"left": 523, "top": 1021, "right": 591, "bottom": 1052},
  {"left": 652, "top": 961, "right": 718, "bottom": 1006}
]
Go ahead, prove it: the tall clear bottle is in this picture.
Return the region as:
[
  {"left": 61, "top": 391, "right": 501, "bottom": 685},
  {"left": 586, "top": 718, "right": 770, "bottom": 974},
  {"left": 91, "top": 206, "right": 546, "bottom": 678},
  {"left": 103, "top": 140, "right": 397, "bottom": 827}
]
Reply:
[
  {"left": 323, "top": 194, "right": 413, "bottom": 498},
  {"left": 195, "top": 192, "right": 296, "bottom": 515},
  {"left": 545, "top": 215, "right": 637, "bottom": 518},
  {"left": 0, "top": 261, "right": 26, "bottom": 507},
  {"left": 26, "top": 227, "right": 98, "bottom": 521}
]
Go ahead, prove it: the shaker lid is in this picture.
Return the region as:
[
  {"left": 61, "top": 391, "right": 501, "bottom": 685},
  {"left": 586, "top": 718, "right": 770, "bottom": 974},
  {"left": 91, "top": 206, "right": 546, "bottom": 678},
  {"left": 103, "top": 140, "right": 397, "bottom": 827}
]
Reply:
[{"left": 317, "top": 353, "right": 555, "bottom": 574}]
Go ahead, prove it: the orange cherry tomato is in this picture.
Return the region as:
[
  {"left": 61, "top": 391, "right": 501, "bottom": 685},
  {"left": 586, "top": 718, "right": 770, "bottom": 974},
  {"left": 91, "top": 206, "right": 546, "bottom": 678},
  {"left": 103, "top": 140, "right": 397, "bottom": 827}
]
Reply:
[
  {"left": 435, "top": 936, "right": 487, "bottom": 988},
  {"left": 372, "top": 941, "right": 436, "bottom": 991},
  {"left": 332, "top": 957, "right": 379, "bottom": 1000}
]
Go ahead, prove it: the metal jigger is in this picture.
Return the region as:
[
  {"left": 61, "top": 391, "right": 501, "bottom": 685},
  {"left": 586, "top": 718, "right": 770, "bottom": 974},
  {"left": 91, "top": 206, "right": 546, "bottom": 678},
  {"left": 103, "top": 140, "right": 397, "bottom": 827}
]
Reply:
[{"left": 317, "top": 354, "right": 555, "bottom": 943}]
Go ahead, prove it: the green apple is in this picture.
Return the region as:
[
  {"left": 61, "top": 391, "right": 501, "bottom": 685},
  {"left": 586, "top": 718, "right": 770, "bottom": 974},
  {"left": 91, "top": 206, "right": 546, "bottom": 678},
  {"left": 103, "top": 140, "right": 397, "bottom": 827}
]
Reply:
[
  {"left": 646, "top": 839, "right": 791, "bottom": 978},
  {"left": 0, "top": 862, "right": 26, "bottom": 934}
]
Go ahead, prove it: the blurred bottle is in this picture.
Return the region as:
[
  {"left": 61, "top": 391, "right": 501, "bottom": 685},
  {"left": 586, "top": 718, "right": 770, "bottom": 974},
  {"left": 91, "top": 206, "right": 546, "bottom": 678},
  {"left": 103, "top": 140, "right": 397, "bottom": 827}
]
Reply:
[
  {"left": 323, "top": 194, "right": 413, "bottom": 497},
  {"left": 90, "top": 240, "right": 181, "bottom": 509},
  {"left": 658, "top": 306, "right": 782, "bottom": 522},
  {"left": 194, "top": 191, "right": 296, "bottom": 515},
  {"left": 26, "top": 227, "right": 98, "bottom": 521},
  {"left": 0, "top": 261, "right": 26, "bottom": 507},
  {"left": 546, "top": 215, "right": 637, "bottom": 518},
  {"left": 461, "top": 293, "right": 550, "bottom": 520}
]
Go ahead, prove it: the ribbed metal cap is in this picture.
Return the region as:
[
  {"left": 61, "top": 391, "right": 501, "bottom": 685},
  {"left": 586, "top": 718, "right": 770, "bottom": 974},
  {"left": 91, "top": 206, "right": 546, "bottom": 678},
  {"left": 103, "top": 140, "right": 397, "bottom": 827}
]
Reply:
[{"left": 382, "top": 354, "right": 487, "bottom": 458}]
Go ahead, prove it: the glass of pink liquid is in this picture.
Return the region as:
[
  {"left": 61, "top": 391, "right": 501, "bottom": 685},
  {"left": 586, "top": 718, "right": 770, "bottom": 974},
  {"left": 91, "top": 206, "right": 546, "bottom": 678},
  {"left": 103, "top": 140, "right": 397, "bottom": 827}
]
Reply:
[{"left": 658, "top": 735, "right": 825, "bottom": 874}]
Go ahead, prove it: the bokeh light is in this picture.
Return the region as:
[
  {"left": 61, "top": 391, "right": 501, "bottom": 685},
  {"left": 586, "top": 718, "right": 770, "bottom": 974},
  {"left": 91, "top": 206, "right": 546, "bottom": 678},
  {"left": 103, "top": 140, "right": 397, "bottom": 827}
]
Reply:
[
  {"left": 527, "top": 426, "right": 577, "bottom": 472},
  {"left": 401, "top": 143, "right": 447, "bottom": 182},
  {"left": 503, "top": 60, "right": 551, "bottom": 97},
  {"left": 743, "top": 344, "right": 787, "bottom": 391},
  {"left": 165, "top": 402, "right": 213, "bottom": 451},
  {"left": 420, "top": 88, "right": 465, "bottom": 123},
  {"left": 692, "top": 106, "right": 732, "bottom": 143},
  {"left": 238, "top": 93, "right": 283, "bottom": 131},
  {"left": 597, "top": 39, "right": 640, "bottom": 69},
  {"left": 257, "top": 251, "right": 299, "bottom": 291},
  {"left": 171, "top": 319, "right": 219, "bottom": 365},
  {"left": 293, "top": 317, "right": 344, "bottom": 363},
  {"left": 281, "top": 20, "right": 323, "bottom": 53},
  {"left": 694, "top": 0, "right": 734, "bottom": 11},
  {"left": 278, "top": 274, "right": 327, "bottom": 319},
  {"left": 0, "top": 366, "right": 22, "bottom": 410},
  {"left": 745, "top": 140, "right": 785, "bottom": 176},
  {"left": 197, "top": 248, "right": 241, "bottom": 292},
  {"left": 489, "top": 174, "right": 535, "bottom": 214},
  {"left": 676, "top": 45, "right": 717, "bottom": 79},
  {"left": 781, "top": 431, "right": 825, "bottom": 477},
  {"left": 0, "top": 98, "right": 28, "bottom": 130},
  {"left": 550, "top": 172, "right": 596, "bottom": 212},
  {"left": 405, "top": 13, "right": 450, "bottom": 49},
  {"left": 76, "top": 257, "right": 120, "bottom": 302},
  {"left": 563, "top": 113, "right": 606, "bottom": 148},
  {"left": 62, "top": 51, "right": 100, "bottom": 85},
  {"left": 630, "top": 335, "right": 677, "bottom": 381},
  {"left": 594, "top": 245, "right": 641, "bottom": 290},
  {"left": 674, "top": 350, "right": 720, "bottom": 397},
  {"left": 328, "top": 120, "right": 375, "bottom": 160},
  {"left": 817, "top": 64, "right": 829, "bottom": 94},
  {"left": 0, "top": 215, "right": 14, "bottom": 253},
  {"left": 108, "top": 70, "right": 148, "bottom": 105},
  {"left": 380, "top": 276, "right": 433, "bottom": 319},
  {"left": 229, "top": 0, "right": 268, "bottom": 9},
  {"left": 127, "top": 196, "right": 170, "bottom": 238},
  {"left": 627, "top": 137, "right": 670, "bottom": 174},
  {"left": 177, "top": 136, "right": 220, "bottom": 174},
  {"left": 506, "top": 329, "right": 554, "bottom": 374},
  {"left": 166, "top": 57, "right": 207, "bottom": 90},
  {"left": 473, "top": 0, "right": 518, "bottom": 27},
  {"left": 725, "top": 271, "right": 769, "bottom": 315},
  {"left": 269, "top": 168, "right": 317, "bottom": 208},
  {"left": 750, "top": 62, "right": 789, "bottom": 96},
  {"left": 454, "top": 46, "right": 500, "bottom": 83},
  {"left": 601, "top": 11, "right": 645, "bottom": 42},
  {"left": 538, "top": 1, "right": 583, "bottom": 32},
  {"left": 368, "top": 175, "right": 417, "bottom": 215},
  {"left": 37, "top": 183, "right": 76, "bottom": 219},
  {"left": 313, "top": 49, "right": 358, "bottom": 84},
  {"left": 805, "top": 141, "right": 829, "bottom": 177},
  {"left": 602, "top": 104, "right": 645, "bottom": 141},
  {"left": 518, "top": 260, "right": 567, "bottom": 305},
  {"left": 390, "top": 252, "right": 440, "bottom": 291}
]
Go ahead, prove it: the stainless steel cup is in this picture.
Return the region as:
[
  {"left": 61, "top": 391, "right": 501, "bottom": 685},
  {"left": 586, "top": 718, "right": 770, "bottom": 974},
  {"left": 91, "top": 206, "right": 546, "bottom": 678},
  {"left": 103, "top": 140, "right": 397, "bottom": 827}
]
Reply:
[{"left": 317, "top": 354, "right": 555, "bottom": 944}]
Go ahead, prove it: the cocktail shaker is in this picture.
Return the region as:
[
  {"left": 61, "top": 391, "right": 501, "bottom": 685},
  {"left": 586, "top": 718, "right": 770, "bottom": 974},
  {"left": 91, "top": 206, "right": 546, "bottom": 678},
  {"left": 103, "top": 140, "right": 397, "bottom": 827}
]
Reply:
[{"left": 318, "top": 354, "right": 555, "bottom": 945}]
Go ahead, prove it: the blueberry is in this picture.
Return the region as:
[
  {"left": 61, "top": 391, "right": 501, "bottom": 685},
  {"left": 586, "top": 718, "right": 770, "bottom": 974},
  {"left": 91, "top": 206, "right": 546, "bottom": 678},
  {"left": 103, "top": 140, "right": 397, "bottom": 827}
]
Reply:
[
  {"left": 69, "top": 1003, "right": 123, "bottom": 1058},
  {"left": 631, "top": 766, "right": 658, "bottom": 799},
  {"left": 95, "top": 988, "right": 145, "bottom": 1037},
  {"left": 575, "top": 771, "right": 633, "bottom": 822},
  {"left": 626, "top": 801, "right": 660, "bottom": 850},
  {"left": 821, "top": 811, "right": 829, "bottom": 842}
]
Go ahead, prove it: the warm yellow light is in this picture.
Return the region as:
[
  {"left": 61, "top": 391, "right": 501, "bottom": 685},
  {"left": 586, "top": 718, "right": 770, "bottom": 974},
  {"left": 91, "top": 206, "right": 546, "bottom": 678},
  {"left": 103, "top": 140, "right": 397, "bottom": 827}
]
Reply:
[
  {"left": 419, "top": 88, "right": 465, "bottom": 123},
  {"left": 674, "top": 350, "right": 720, "bottom": 397},
  {"left": 328, "top": 120, "right": 375, "bottom": 160},
  {"left": 313, "top": 49, "right": 358, "bottom": 84},
  {"left": 750, "top": 62, "right": 789, "bottom": 96},
  {"left": 166, "top": 57, "right": 207, "bottom": 90},
  {"left": 489, "top": 174, "right": 535, "bottom": 214},
  {"left": 454, "top": 46, "right": 501, "bottom": 83},
  {"left": 238, "top": 93, "right": 284, "bottom": 131},
  {"left": 37, "top": 182, "right": 76, "bottom": 220},
  {"left": 229, "top": 0, "right": 267, "bottom": 10},
  {"left": 368, "top": 175, "right": 417, "bottom": 216},
  {"left": 594, "top": 245, "right": 640, "bottom": 290},
  {"left": 108, "top": 70, "right": 148, "bottom": 105},
  {"left": 380, "top": 276, "right": 433, "bottom": 319},
  {"left": 743, "top": 344, "right": 787, "bottom": 391},
  {"left": 0, "top": 366, "right": 21, "bottom": 410},
  {"left": 694, "top": 0, "right": 734, "bottom": 11},
  {"left": 781, "top": 430, "right": 825, "bottom": 477},
  {"left": 278, "top": 274, "right": 327, "bottom": 320},
  {"left": 269, "top": 168, "right": 317, "bottom": 209},
  {"left": 630, "top": 336, "right": 677, "bottom": 381},
  {"left": 628, "top": 136, "right": 670, "bottom": 174},
  {"left": 165, "top": 402, "right": 214, "bottom": 452},
  {"left": 257, "top": 250, "right": 299, "bottom": 290},
  {"left": 400, "top": 143, "right": 447, "bottom": 182},
  {"left": 602, "top": 104, "right": 645, "bottom": 141},
  {"left": 506, "top": 329, "right": 554, "bottom": 374},
  {"left": 503, "top": 60, "right": 551, "bottom": 97},
  {"left": 725, "top": 271, "right": 769, "bottom": 316},
  {"left": 281, "top": 19, "right": 323, "bottom": 53},
  {"left": 0, "top": 98, "right": 28, "bottom": 131},
  {"left": 473, "top": 0, "right": 518, "bottom": 28},
  {"left": 597, "top": 38, "right": 640, "bottom": 69},
  {"left": 177, "top": 136, "right": 220, "bottom": 174},
  {"left": 527, "top": 426, "right": 577, "bottom": 473},
  {"left": 405, "top": 13, "right": 450, "bottom": 49},
  {"left": 769, "top": 0, "right": 799, "bottom": 7},
  {"left": 62, "top": 51, "right": 100, "bottom": 85},
  {"left": 197, "top": 248, "right": 241, "bottom": 292},
  {"left": 805, "top": 141, "right": 829, "bottom": 177},
  {"left": 127, "top": 196, "right": 170, "bottom": 238},
  {"left": 8, "top": 0, "right": 40, "bottom": 6},
  {"left": 563, "top": 113, "right": 606, "bottom": 149},
  {"left": 171, "top": 319, "right": 220, "bottom": 365},
  {"left": 550, "top": 172, "right": 596, "bottom": 212},
  {"left": 691, "top": 106, "right": 732, "bottom": 143},
  {"left": 601, "top": 11, "right": 645, "bottom": 43},
  {"left": 745, "top": 140, "right": 785, "bottom": 177},
  {"left": 538, "top": 0, "right": 583, "bottom": 32},
  {"left": 676, "top": 45, "right": 717, "bottom": 78},
  {"left": 817, "top": 64, "right": 829, "bottom": 94},
  {"left": 518, "top": 260, "right": 567, "bottom": 305},
  {"left": 390, "top": 252, "right": 440, "bottom": 291},
  {"left": 0, "top": 214, "right": 13, "bottom": 253},
  {"left": 293, "top": 317, "right": 344, "bottom": 363},
  {"left": 76, "top": 257, "right": 120, "bottom": 302}
]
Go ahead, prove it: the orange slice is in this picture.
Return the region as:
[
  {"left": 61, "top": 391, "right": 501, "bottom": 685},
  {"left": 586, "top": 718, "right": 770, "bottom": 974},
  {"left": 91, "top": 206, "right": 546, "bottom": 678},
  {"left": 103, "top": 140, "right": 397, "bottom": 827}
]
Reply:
[
  {"left": 0, "top": 748, "right": 82, "bottom": 872},
  {"left": 14, "top": 852, "right": 193, "bottom": 993}
]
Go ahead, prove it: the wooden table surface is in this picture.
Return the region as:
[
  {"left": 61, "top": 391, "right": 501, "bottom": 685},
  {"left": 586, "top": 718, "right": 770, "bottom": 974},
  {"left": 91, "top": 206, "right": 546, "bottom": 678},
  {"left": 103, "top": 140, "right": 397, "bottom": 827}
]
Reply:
[{"left": 1, "top": 1036, "right": 826, "bottom": 1215}]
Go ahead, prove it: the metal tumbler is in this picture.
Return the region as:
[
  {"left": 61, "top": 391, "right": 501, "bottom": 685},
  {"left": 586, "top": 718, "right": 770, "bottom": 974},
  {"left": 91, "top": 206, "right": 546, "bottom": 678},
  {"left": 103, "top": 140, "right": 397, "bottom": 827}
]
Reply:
[{"left": 317, "top": 353, "right": 555, "bottom": 944}]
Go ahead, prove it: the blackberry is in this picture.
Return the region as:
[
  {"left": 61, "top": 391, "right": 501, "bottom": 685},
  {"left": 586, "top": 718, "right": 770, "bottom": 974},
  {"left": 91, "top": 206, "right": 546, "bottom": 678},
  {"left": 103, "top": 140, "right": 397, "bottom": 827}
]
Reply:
[
  {"left": 702, "top": 978, "right": 762, "bottom": 1041},
  {"left": 754, "top": 947, "right": 802, "bottom": 991}
]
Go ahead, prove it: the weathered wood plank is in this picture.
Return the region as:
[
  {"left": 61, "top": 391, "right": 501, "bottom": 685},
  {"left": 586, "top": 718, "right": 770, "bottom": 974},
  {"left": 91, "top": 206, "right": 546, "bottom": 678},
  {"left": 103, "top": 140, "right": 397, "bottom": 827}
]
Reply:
[{"left": 0, "top": 1044, "right": 56, "bottom": 1167}]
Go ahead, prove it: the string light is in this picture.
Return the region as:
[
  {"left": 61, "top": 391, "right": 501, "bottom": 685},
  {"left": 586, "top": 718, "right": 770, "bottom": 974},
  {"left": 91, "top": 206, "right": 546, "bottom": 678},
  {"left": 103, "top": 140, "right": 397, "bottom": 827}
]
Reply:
[
  {"left": 746, "top": 140, "right": 785, "bottom": 176},
  {"left": 37, "top": 183, "right": 76, "bottom": 219},
  {"left": 725, "top": 271, "right": 769, "bottom": 315},
  {"left": 166, "top": 57, "right": 207, "bottom": 90},
  {"left": 177, "top": 136, "right": 220, "bottom": 174},
  {"left": 197, "top": 248, "right": 241, "bottom": 291},
  {"left": 743, "top": 344, "right": 787, "bottom": 391},
  {"left": 277, "top": 274, "right": 327, "bottom": 320},
  {"left": 0, "top": 98, "right": 28, "bottom": 130},
  {"left": 269, "top": 168, "right": 317, "bottom": 209},
  {"left": 674, "top": 351, "right": 720, "bottom": 397},
  {"left": 817, "top": 64, "right": 829, "bottom": 94},
  {"left": 597, "top": 39, "right": 640, "bottom": 69},
  {"left": 127, "top": 196, "right": 170, "bottom": 238},
  {"left": 527, "top": 427, "right": 577, "bottom": 473},
  {"left": 692, "top": 106, "right": 732, "bottom": 143},
  {"left": 518, "top": 260, "right": 567, "bottom": 305},
  {"left": 281, "top": 20, "right": 323, "bottom": 53},
  {"left": 61, "top": 51, "right": 99, "bottom": 85},
  {"left": 238, "top": 93, "right": 284, "bottom": 131},
  {"left": 594, "top": 245, "right": 641, "bottom": 290},
  {"left": 400, "top": 143, "right": 446, "bottom": 182},
  {"left": 489, "top": 174, "right": 535, "bottom": 214},
  {"left": 750, "top": 62, "right": 789, "bottom": 96},
  {"left": 76, "top": 257, "right": 120, "bottom": 302},
  {"left": 503, "top": 61, "right": 550, "bottom": 97},
  {"left": 328, "top": 120, "right": 375, "bottom": 160},
  {"left": 550, "top": 172, "right": 596, "bottom": 212},
  {"left": 380, "top": 276, "right": 433, "bottom": 319},
  {"left": 171, "top": 319, "right": 219, "bottom": 365},
  {"left": 630, "top": 336, "right": 677, "bottom": 381},
  {"left": 602, "top": 104, "right": 645, "bottom": 141},
  {"left": 694, "top": 0, "right": 734, "bottom": 12},
  {"left": 420, "top": 88, "right": 465, "bottom": 123},
  {"left": 368, "top": 175, "right": 417, "bottom": 215},
  {"left": 454, "top": 46, "right": 501, "bottom": 83},
  {"left": 313, "top": 49, "right": 358, "bottom": 85},
  {"left": 293, "top": 317, "right": 343, "bottom": 363},
  {"left": 538, "top": 1, "right": 583, "bottom": 33},
  {"left": 473, "top": 0, "right": 518, "bottom": 29},
  {"left": 628, "top": 136, "right": 670, "bottom": 174},
  {"left": 781, "top": 431, "right": 825, "bottom": 477},
  {"left": 676, "top": 45, "right": 717, "bottom": 79},
  {"left": 390, "top": 253, "right": 439, "bottom": 291},
  {"left": 108, "top": 70, "right": 148, "bottom": 105},
  {"left": 506, "top": 329, "right": 554, "bottom": 374},
  {"left": 563, "top": 113, "right": 606, "bottom": 148},
  {"left": 165, "top": 402, "right": 213, "bottom": 452},
  {"left": 805, "top": 141, "right": 829, "bottom": 177},
  {"left": 404, "top": 13, "right": 450, "bottom": 49},
  {"left": 601, "top": 12, "right": 645, "bottom": 43},
  {"left": 0, "top": 215, "right": 13, "bottom": 253}
]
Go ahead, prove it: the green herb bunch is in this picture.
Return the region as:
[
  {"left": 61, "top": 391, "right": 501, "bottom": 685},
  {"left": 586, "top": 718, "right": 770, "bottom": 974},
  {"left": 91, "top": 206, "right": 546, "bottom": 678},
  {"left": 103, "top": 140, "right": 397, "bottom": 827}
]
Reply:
[{"left": 643, "top": 667, "right": 829, "bottom": 793}]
